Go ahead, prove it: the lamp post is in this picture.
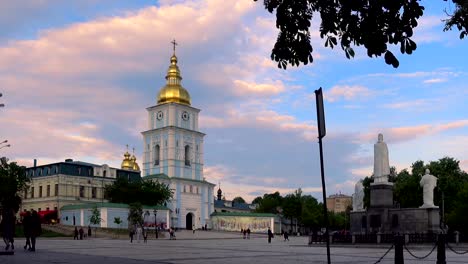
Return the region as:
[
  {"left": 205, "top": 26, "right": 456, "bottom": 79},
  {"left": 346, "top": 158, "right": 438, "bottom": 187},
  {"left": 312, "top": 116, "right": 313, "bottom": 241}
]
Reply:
[
  {"left": 154, "top": 209, "right": 158, "bottom": 239},
  {"left": 0, "top": 92, "right": 4, "bottom": 108},
  {"left": 0, "top": 140, "right": 10, "bottom": 150}
]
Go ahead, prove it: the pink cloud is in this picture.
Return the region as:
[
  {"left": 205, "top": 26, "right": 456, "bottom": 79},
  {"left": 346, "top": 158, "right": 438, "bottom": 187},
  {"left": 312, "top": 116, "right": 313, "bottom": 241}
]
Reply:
[{"left": 325, "top": 85, "right": 373, "bottom": 102}]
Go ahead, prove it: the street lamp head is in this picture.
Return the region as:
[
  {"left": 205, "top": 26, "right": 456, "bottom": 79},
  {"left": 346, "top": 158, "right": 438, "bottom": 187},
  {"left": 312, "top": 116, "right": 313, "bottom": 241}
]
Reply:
[
  {"left": 0, "top": 103, "right": 4, "bottom": 108},
  {"left": 1, "top": 140, "right": 7, "bottom": 144}
]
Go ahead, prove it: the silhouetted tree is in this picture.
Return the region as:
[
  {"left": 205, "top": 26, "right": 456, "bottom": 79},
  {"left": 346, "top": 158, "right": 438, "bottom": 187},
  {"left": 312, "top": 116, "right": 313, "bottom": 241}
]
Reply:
[
  {"left": 0, "top": 157, "right": 29, "bottom": 212},
  {"left": 254, "top": 0, "right": 467, "bottom": 68}
]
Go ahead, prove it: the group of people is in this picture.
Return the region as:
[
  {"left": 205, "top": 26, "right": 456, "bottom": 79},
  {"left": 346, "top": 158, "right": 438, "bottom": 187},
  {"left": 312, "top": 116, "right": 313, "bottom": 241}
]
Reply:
[
  {"left": 241, "top": 228, "right": 251, "bottom": 239},
  {"left": 129, "top": 225, "right": 150, "bottom": 243},
  {"left": 73, "top": 226, "right": 92, "bottom": 240},
  {"left": 1, "top": 208, "right": 41, "bottom": 252}
]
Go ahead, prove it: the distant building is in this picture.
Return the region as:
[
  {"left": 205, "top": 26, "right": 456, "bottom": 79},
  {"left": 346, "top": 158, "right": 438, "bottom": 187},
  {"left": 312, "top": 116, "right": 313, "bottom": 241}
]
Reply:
[
  {"left": 213, "top": 186, "right": 257, "bottom": 213},
  {"left": 21, "top": 157, "right": 140, "bottom": 222},
  {"left": 326, "top": 193, "right": 352, "bottom": 213}
]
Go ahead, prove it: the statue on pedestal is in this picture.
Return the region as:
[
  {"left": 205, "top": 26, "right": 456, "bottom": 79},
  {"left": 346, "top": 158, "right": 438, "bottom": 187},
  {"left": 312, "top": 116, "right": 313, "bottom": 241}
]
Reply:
[
  {"left": 352, "top": 179, "right": 364, "bottom": 211},
  {"left": 420, "top": 169, "right": 438, "bottom": 208},
  {"left": 373, "top": 133, "right": 390, "bottom": 184}
]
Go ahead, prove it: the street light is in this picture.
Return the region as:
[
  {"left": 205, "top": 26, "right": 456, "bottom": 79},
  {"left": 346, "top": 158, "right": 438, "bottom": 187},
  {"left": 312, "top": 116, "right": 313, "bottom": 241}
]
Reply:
[
  {"left": 0, "top": 144, "right": 10, "bottom": 150},
  {"left": 153, "top": 209, "right": 158, "bottom": 239}
]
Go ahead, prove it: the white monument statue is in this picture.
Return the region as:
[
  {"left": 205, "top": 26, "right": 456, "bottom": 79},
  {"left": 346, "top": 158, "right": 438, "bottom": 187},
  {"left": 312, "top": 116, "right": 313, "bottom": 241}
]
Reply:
[
  {"left": 420, "top": 169, "right": 438, "bottom": 208},
  {"left": 373, "top": 133, "right": 390, "bottom": 184},
  {"left": 352, "top": 179, "right": 365, "bottom": 212}
]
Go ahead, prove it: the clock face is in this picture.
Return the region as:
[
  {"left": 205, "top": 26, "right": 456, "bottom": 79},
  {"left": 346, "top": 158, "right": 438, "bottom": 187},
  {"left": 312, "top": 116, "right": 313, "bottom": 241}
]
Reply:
[
  {"left": 182, "top": 111, "right": 189, "bottom": 121},
  {"left": 157, "top": 111, "right": 163, "bottom": 120}
]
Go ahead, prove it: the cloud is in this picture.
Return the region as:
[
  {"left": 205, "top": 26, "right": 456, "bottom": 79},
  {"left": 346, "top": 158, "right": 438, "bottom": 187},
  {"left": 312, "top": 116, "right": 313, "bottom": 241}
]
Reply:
[
  {"left": 382, "top": 99, "right": 439, "bottom": 109},
  {"left": 359, "top": 120, "right": 468, "bottom": 143},
  {"left": 233, "top": 80, "right": 285, "bottom": 96},
  {"left": 325, "top": 85, "right": 373, "bottom": 102},
  {"left": 423, "top": 78, "right": 447, "bottom": 84}
]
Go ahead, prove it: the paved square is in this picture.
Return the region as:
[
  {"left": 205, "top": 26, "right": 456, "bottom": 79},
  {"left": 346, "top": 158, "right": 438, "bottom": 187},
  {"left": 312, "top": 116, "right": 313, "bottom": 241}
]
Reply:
[{"left": 1, "top": 234, "right": 467, "bottom": 264}]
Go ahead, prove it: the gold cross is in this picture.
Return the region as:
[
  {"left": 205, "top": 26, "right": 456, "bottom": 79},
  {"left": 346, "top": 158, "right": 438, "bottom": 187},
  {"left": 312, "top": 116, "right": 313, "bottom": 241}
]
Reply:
[{"left": 171, "top": 39, "right": 178, "bottom": 53}]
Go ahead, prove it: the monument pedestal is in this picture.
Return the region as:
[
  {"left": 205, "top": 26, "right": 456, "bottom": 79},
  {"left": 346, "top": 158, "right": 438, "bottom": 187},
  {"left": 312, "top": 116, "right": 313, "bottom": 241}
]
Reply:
[{"left": 370, "top": 183, "right": 393, "bottom": 208}]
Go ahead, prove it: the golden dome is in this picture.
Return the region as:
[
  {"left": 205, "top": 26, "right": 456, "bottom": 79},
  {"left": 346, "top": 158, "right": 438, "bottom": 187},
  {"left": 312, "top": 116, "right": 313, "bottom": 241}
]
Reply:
[
  {"left": 131, "top": 155, "right": 140, "bottom": 171},
  {"left": 156, "top": 53, "right": 191, "bottom": 106},
  {"left": 121, "top": 150, "right": 134, "bottom": 170}
]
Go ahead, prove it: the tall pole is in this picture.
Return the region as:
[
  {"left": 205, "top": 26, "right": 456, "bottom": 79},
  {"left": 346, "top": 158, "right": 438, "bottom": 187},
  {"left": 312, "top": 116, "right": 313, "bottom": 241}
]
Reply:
[{"left": 315, "top": 87, "right": 331, "bottom": 264}]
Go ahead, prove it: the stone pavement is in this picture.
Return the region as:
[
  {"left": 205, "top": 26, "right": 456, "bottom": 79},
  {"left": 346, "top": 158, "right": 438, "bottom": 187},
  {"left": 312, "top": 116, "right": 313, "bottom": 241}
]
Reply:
[{"left": 1, "top": 235, "right": 467, "bottom": 264}]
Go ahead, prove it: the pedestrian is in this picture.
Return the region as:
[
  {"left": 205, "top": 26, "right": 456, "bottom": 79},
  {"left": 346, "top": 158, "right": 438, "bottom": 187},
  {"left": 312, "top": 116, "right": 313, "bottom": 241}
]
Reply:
[
  {"left": 192, "top": 224, "right": 195, "bottom": 234},
  {"left": 129, "top": 227, "right": 134, "bottom": 243},
  {"left": 243, "top": 229, "right": 247, "bottom": 239},
  {"left": 79, "top": 227, "right": 84, "bottom": 240},
  {"left": 283, "top": 231, "right": 289, "bottom": 241},
  {"left": 241, "top": 228, "right": 244, "bottom": 238},
  {"left": 23, "top": 211, "right": 32, "bottom": 250},
  {"left": 205, "top": 224, "right": 207, "bottom": 230},
  {"left": 136, "top": 225, "right": 142, "bottom": 243},
  {"left": 1, "top": 208, "right": 15, "bottom": 251},
  {"left": 267, "top": 227, "right": 274, "bottom": 243},
  {"left": 247, "top": 228, "right": 251, "bottom": 239},
  {"left": 143, "top": 228, "right": 148, "bottom": 243},
  {"left": 87, "top": 226, "right": 92, "bottom": 238},
  {"left": 29, "top": 209, "right": 41, "bottom": 251},
  {"left": 74, "top": 227, "right": 79, "bottom": 240}
]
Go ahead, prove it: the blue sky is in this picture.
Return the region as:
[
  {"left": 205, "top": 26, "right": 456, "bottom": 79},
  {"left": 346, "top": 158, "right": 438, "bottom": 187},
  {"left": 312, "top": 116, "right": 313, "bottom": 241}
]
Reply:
[{"left": 1, "top": 0, "right": 467, "bottom": 202}]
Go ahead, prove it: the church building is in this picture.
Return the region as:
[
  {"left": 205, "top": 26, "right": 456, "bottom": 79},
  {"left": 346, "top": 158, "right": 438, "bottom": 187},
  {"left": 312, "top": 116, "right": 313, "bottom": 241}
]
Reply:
[{"left": 141, "top": 46, "right": 215, "bottom": 230}]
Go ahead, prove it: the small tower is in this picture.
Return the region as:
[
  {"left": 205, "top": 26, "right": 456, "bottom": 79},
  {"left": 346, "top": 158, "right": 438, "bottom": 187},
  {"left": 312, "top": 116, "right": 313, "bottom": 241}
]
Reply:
[
  {"left": 217, "top": 183, "right": 222, "bottom": 201},
  {"left": 121, "top": 145, "right": 133, "bottom": 170}
]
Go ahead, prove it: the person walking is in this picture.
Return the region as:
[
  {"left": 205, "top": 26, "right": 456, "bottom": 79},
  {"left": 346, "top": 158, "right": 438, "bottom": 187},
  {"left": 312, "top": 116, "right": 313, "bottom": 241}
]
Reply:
[
  {"left": 129, "top": 227, "right": 134, "bottom": 243},
  {"left": 267, "top": 227, "right": 274, "bottom": 244},
  {"left": 73, "top": 227, "right": 79, "bottom": 240},
  {"left": 1, "top": 208, "right": 15, "bottom": 251},
  {"left": 283, "top": 231, "right": 289, "bottom": 242},
  {"left": 136, "top": 225, "right": 142, "bottom": 243},
  {"left": 87, "top": 226, "right": 92, "bottom": 238},
  {"left": 143, "top": 228, "right": 148, "bottom": 243},
  {"left": 29, "top": 209, "right": 41, "bottom": 251},
  {"left": 192, "top": 225, "right": 196, "bottom": 234},
  {"left": 247, "top": 228, "right": 251, "bottom": 239},
  {"left": 79, "top": 227, "right": 84, "bottom": 240},
  {"left": 23, "top": 211, "right": 32, "bottom": 250}
]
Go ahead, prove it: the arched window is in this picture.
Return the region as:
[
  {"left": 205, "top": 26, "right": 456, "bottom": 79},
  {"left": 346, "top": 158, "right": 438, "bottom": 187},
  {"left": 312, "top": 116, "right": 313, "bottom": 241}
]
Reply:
[
  {"left": 103, "top": 170, "right": 107, "bottom": 178},
  {"left": 154, "top": 145, "right": 160, "bottom": 165},
  {"left": 185, "top": 145, "right": 190, "bottom": 166}
]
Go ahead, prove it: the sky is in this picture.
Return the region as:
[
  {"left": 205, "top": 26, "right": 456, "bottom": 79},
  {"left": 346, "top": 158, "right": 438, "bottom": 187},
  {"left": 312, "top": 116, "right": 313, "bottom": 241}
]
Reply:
[{"left": 0, "top": 0, "right": 467, "bottom": 203}]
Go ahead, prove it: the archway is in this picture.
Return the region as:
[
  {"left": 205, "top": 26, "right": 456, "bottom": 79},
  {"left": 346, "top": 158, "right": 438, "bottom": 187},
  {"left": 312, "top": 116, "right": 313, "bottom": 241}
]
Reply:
[{"left": 186, "top": 213, "right": 194, "bottom": 230}]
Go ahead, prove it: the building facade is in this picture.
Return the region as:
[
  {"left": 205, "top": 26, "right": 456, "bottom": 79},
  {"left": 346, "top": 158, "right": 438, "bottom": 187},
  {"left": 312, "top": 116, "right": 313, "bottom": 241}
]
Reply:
[
  {"left": 326, "top": 193, "right": 352, "bottom": 213},
  {"left": 141, "top": 51, "right": 215, "bottom": 230},
  {"left": 21, "top": 159, "right": 140, "bottom": 221}
]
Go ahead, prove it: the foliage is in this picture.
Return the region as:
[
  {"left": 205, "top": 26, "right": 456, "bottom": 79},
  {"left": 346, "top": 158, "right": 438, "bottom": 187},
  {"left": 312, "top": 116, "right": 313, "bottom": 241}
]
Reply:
[
  {"left": 446, "top": 182, "right": 468, "bottom": 234},
  {"left": 255, "top": 191, "right": 283, "bottom": 214},
  {"left": 362, "top": 176, "right": 373, "bottom": 209},
  {"left": 282, "top": 189, "right": 303, "bottom": 229},
  {"left": 113, "top": 217, "right": 122, "bottom": 226},
  {"left": 128, "top": 202, "right": 144, "bottom": 228},
  {"left": 252, "top": 196, "right": 263, "bottom": 204},
  {"left": 254, "top": 0, "right": 467, "bottom": 69},
  {"left": 0, "top": 157, "right": 29, "bottom": 212},
  {"left": 104, "top": 177, "right": 173, "bottom": 206},
  {"left": 89, "top": 205, "right": 102, "bottom": 226},
  {"left": 232, "top": 196, "right": 246, "bottom": 204}
]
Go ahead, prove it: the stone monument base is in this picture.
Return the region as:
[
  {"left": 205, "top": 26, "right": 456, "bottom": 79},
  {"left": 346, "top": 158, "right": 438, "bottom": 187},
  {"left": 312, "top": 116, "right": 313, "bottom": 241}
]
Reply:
[
  {"left": 370, "top": 183, "right": 393, "bottom": 208},
  {"left": 350, "top": 207, "right": 440, "bottom": 234}
]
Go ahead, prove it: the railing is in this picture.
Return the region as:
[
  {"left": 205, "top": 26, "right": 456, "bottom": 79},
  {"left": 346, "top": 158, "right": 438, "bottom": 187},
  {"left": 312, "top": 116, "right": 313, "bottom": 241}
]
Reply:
[{"left": 408, "top": 233, "right": 437, "bottom": 244}]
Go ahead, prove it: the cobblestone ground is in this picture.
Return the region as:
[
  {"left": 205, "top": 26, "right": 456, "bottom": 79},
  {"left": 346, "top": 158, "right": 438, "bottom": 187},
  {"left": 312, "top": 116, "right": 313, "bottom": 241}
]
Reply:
[{"left": 1, "top": 235, "right": 467, "bottom": 264}]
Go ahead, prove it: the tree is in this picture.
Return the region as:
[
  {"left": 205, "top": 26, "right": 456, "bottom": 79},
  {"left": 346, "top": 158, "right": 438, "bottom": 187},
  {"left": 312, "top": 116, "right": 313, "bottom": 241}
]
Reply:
[
  {"left": 128, "top": 203, "right": 144, "bottom": 229},
  {"left": 89, "top": 205, "right": 102, "bottom": 237},
  {"left": 232, "top": 196, "right": 246, "bottom": 204},
  {"left": 282, "top": 189, "right": 303, "bottom": 231},
  {"left": 113, "top": 217, "right": 122, "bottom": 228},
  {"left": 256, "top": 191, "right": 283, "bottom": 214},
  {"left": 0, "top": 157, "right": 29, "bottom": 212},
  {"left": 252, "top": 196, "right": 263, "bottom": 204},
  {"left": 254, "top": 0, "right": 467, "bottom": 69},
  {"left": 104, "top": 177, "right": 173, "bottom": 206}
]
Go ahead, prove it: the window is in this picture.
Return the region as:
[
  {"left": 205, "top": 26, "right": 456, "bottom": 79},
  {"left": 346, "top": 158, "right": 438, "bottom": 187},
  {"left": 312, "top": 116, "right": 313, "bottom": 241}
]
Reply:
[
  {"left": 88, "top": 169, "right": 92, "bottom": 176},
  {"left": 46, "top": 168, "right": 50, "bottom": 175},
  {"left": 46, "top": 185, "right": 50, "bottom": 197},
  {"left": 46, "top": 207, "right": 49, "bottom": 211},
  {"left": 39, "top": 186, "right": 43, "bottom": 197},
  {"left": 183, "top": 185, "right": 186, "bottom": 193},
  {"left": 55, "top": 166, "right": 59, "bottom": 173},
  {"left": 185, "top": 145, "right": 191, "bottom": 166},
  {"left": 31, "top": 187, "right": 34, "bottom": 198},
  {"left": 103, "top": 170, "right": 107, "bottom": 177},
  {"left": 38, "top": 208, "right": 41, "bottom": 212},
  {"left": 92, "top": 187, "right": 97, "bottom": 199},
  {"left": 79, "top": 186, "right": 85, "bottom": 198},
  {"left": 154, "top": 145, "right": 160, "bottom": 165},
  {"left": 24, "top": 189, "right": 28, "bottom": 199},
  {"left": 32, "top": 170, "right": 35, "bottom": 177},
  {"left": 55, "top": 184, "right": 59, "bottom": 196},
  {"left": 78, "top": 167, "right": 81, "bottom": 175},
  {"left": 38, "top": 169, "right": 42, "bottom": 176},
  {"left": 189, "top": 185, "right": 193, "bottom": 193}
]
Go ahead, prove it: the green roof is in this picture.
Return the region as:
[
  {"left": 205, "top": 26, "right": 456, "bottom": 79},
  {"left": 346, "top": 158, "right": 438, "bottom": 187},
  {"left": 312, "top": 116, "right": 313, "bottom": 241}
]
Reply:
[
  {"left": 143, "top": 174, "right": 216, "bottom": 186},
  {"left": 211, "top": 212, "right": 276, "bottom": 218},
  {"left": 61, "top": 202, "right": 168, "bottom": 211}
]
